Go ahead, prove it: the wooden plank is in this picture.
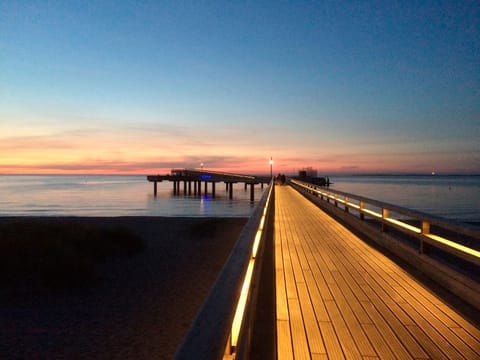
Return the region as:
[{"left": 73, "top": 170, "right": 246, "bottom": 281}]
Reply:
[
  {"left": 451, "top": 327, "right": 480, "bottom": 358},
  {"left": 324, "top": 299, "right": 363, "bottom": 359},
  {"left": 326, "top": 276, "right": 376, "bottom": 357},
  {"left": 288, "top": 232, "right": 306, "bottom": 285},
  {"left": 303, "top": 270, "right": 330, "bottom": 322},
  {"left": 360, "top": 300, "right": 413, "bottom": 359},
  {"left": 295, "top": 229, "right": 314, "bottom": 271},
  {"left": 289, "top": 298, "right": 311, "bottom": 360},
  {"left": 311, "top": 354, "right": 329, "bottom": 360},
  {"left": 388, "top": 271, "right": 460, "bottom": 328},
  {"left": 360, "top": 285, "right": 428, "bottom": 358},
  {"left": 437, "top": 303, "right": 480, "bottom": 338},
  {"left": 393, "top": 283, "right": 477, "bottom": 356},
  {"left": 283, "top": 246, "right": 298, "bottom": 300},
  {"left": 302, "top": 237, "right": 334, "bottom": 301},
  {"left": 276, "top": 269, "right": 289, "bottom": 321},
  {"left": 318, "top": 321, "right": 345, "bottom": 360},
  {"left": 399, "top": 302, "right": 464, "bottom": 359},
  {"left": 297, "top": 281, "right": 326, "bottom": 354},
  {"left": 361, "top": 323, "right": 396, "bottom": 359},
  {"left": 405, "top": 324, "right": 449, "bottom": 360},
  {"left": 318, "top": 240, "right": 373, "bottom": 325},
  {"left": 277, "top": 320, "right": 294, "bottom": 360}
]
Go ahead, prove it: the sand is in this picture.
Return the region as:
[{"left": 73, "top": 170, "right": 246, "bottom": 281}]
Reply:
[{"left": 0, "top": 216, "right": 247, "bottom": 359}]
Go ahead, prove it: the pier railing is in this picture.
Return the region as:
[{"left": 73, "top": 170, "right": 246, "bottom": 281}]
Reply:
[
  {"left": 290, "top": 179, "right": 480, "bottom": 310},
  {"left": 175, "top": 181, "right": 275, "bottom": 360}
]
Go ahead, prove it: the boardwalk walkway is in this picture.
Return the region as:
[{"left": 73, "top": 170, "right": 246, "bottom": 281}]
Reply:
[{"left": 274, "top": 185, "right": 480, "bottom": 359}]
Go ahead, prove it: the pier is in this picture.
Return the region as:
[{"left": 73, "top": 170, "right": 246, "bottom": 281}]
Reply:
[
  {"left": 147, "top": 169, "right": 271, "bottom": 201},
  {"left": 175, "top": 177, "right": 480, "bottom": 359}
]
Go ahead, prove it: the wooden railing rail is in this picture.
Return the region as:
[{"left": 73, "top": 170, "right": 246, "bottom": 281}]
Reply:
[
  {"left": 291, "top": 179, "right": 480, "bottom": 264},
  {"left": 175, "top": 182, "right": 275, "bottom": 360}
]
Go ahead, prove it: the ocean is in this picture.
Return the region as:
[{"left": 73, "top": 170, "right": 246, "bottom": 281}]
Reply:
[
  {"left": 0, "top": 175, "right": 478, "bottom": 222},
  {"left": 0, "top": 175, "right": 264, "bottom": 217},
  {"left": 330, "top": 175, "right": 480, "bottom": 223}
]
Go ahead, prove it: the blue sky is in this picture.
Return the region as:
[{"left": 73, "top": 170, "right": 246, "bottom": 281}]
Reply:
[{"left": 1, "top": 1, "right": 479, "bottom": 174}]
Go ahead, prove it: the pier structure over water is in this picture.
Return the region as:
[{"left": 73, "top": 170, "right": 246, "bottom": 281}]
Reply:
[
  {"left": 175, "top": 177, "right": 480, "bottom": 359},
  {"left": 147, "top": 169, "right": 271, "bottom": 201}
]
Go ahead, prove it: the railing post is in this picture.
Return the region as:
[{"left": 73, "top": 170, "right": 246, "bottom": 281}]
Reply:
[
  {"left": 420, "top": 220, "right": 430, "bottom": 254},
  {"left": 359, "top": 201, "right": 365, "bottom": 220},
  {"left": 345, "top": 196, "right": 349, "bottom": 213},
  {"left": 382, "top": 208, "right": 389, "bottom": 232}
]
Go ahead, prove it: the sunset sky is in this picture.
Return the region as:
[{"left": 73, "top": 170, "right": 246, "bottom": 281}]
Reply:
[{"left": 1, "top": 1, "right": 479, "bottom": 175}]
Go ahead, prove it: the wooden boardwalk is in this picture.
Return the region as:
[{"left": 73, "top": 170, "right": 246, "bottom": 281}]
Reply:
[{"left": 275, "top": 185, "right": 480, "bottom": 359}]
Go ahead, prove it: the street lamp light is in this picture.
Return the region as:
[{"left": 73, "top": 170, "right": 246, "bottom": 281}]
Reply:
[
  {"left": 269, "top": 157, "right": 273, "bottom": 180},
  {"left": 200, "top": 162, "right": 204, "bottom": 171}
]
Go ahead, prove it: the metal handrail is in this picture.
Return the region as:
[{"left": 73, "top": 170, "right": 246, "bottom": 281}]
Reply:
[
  {"left": 291, "top": 179, "right": 480, "bottom": 266},
  {"left": 175, "top": 181, "right": 275, "bottom": 360}
]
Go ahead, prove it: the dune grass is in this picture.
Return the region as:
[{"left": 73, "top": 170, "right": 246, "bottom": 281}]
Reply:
[{"left": 0, "top": 219, "right": 144, "bottom": 291}]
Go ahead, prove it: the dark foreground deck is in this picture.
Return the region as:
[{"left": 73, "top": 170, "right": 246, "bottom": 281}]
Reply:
[{"left": 275, "top": 185, "right": 480, "bottom": 359}]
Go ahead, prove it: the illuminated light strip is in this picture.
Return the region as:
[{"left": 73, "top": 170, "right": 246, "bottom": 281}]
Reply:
[
  {"left": 230, "top": 184, "right": 273, "bottom": 350},
  {"left": 426, "top": 234, "right": 480, "bottom": 259},
  {"left": 292, "top": 180, "right": 381, "bottom": 218},
  {"left": 292, "top": 178, "right": 480, "bottom": 263},
  {"left": 231, "top": 259, "right": 255, "bottom": 346},
  {"left": 386, "top": 218, "right": 421, "bottom": 233},
  {"left": 259, "top": 216, "right": 265, "bottom": 230},
  {"left": 362, "top": 208, "right": 382, "bottom": 218},
  {"left": 252, "top": 230, "right": 262, "bottom": 258}
]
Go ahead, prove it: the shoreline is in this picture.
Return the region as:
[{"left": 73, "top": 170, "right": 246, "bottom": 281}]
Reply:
[{"left": 0, "top": 216, "right": 247, "bottom": 359}]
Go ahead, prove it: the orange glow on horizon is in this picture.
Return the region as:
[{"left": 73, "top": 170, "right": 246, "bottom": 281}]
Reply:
[{"left": 1, "top": 127, "right": 477, "bottom": 176}]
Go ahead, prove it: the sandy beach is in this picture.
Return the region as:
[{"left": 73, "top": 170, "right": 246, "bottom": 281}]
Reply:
[{"left": 0, "top": 216, "right": 247, "bottom": 359}]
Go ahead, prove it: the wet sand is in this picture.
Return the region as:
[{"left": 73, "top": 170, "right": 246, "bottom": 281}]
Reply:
[{"left": 0, "top": 216, "right": 247, "bottom": 359}]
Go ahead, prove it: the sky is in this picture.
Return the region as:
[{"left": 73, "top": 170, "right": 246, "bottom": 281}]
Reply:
[{"left": 1, "top": 1, "right": 479, "bottom": 175}]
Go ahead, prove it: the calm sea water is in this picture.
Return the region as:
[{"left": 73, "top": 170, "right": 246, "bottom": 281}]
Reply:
[
  {"left": 330, "top": 175, "right": 480, "bottom": 222},
  {"left": 0, "top": 175, "right": 478, "bottom": 221},
  {"left": 0, "top": 175, "right": 264, "bottom": 217}
]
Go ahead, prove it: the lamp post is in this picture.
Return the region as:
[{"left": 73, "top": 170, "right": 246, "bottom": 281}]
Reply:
[
  {"left": 269, "top": 157, "right": 273, "bottom": 180},
  {"left": 200, "top": 162, "right": 204, "bottom": 171}
]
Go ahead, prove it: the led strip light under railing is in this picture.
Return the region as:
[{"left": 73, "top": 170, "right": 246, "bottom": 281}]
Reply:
[
  {"left": 229, "top": 182, "right": 273, "bottom": 353},
  {"left": 291, "top": 179, "right": 480, "bottom": 261}
]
